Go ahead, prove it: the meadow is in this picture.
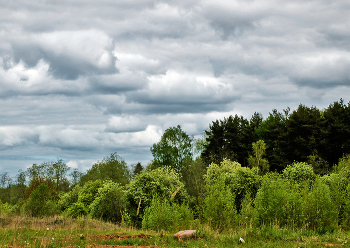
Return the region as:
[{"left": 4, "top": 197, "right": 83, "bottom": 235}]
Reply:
[{"left": 0, "top": 215, "right": 349, "bottom": 247}]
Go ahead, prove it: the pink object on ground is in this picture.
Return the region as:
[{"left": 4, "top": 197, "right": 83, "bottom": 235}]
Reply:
[{"left": 173, "top": 230, "right": 196, "bottom": 240}]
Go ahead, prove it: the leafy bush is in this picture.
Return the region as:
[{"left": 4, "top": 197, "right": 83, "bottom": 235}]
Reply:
[
  {"left": 78, "top": 179, "right": 104, "bottom": 208},
  {"left": 24, "top": 183, "right": 59, "bottom": 217},
  {"left": 0, "top": 201, "right": 15, "bottom": 216},
  {"left": 58, "top": 185, "right": 81, "bottom": 212},
  {"left": 125, "top": 166, "right": 189, "bottom": 226},
  {"left": 255, "top": 173, "right": 337, "bottom": 230},
  {"left": 65, "top": 202, "right": 88, "bottom": 218},
  {"left": 254, "top": 174, "right": 304, "bottom": 228},
  {"left": 205, "top": 159, "right": 261, "bottom": 212},
  {"left": 203, "top": 178, "right": 237, "bottom": 230},
  {"left": 90, "top": 181, "right": 125, "bottom": 223},
  {"left": 304, "top": 178, "right": 337, "bottom": 230},
  {"left": 142, "top": 197, "right": 194, "bottom": 232},
  {"left": 282, "top": 162, "right": 316, "bottom": 184}
]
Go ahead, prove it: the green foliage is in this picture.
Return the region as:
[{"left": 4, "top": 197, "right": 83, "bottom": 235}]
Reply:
[
  {"left": 65, "top": 202, "right": 88, "bottom": 218},
  {"left": 255, "top": 174, "right": 306, "bottom": 228},
  {"left": 125, "top": 166, "right": 188, "bottom": 226},
  {"left": 80, "top": 152, "right": 130, "bottom": 186},
  {"left": 24, "top": 182, "right": 59, "bottom": 217},
  {"left": 131, "top": 162, "right": 143, "bottom": 177},
  {"left": 78, "top": 179, "right": 104, "bottom": 208},
  {"left": 333, "top": 154, "right": 350, "bottom": 173},
  {"left": 26, "top": 160, "right": 70, "bottom": 192},
  {"left": 205, "top": 159, "right": 261, "bottom": 212},
  {"left": 58, "top": 185, "right": 81, "bottom": 212},
  {"left": 150, "top": 125, "right": 193, "bottom": 172},
  {"left": 180, "top": 157, "right": 207, "bottom": 214},
  {"left": 204, "top": 178, "right": 237, "bottom": 230},
  {"left": 0, "top": 200, "right": 15, "bottom": 216},
  {"left": 304, "top": 178, "right": 337, "bottom": 230},
  {"left": 202, "top": 115, "right": 254, "bottom": 165},
  {"left": 90, "top": 181, "right": 125, "bottom": 223},
  {"left": 248, "top": 140, "right": 269, "bottom": 175},
  {"left": 142, "top": 197, "right": 194, "bottom": 232},
  {"left": 282, "top": 162, "right": 316, "bottom": 184},
  {"left": 25, "top": 177, "right": 59, "bottom": 200},
  {"left": 255, "top": 174, "right": 337, "bottom": 230}
]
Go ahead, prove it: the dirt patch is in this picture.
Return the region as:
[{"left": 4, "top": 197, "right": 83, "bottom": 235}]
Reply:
[{"left": 89, "top": 233, "right": 150, "bottom": 240}]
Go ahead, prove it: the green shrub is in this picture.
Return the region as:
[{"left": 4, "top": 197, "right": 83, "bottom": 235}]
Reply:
[
  {"left": 90, "top": 181, "right": 125, "bottom": 223},
  {"left": 125, "top": 166, "right": 189, "bottom": 226},
  {"left": 142, "top": 197, "right": 194, "bottom": 232},
  {"left": 78, "top": 179, "right": 104, "bottom": 208},
  {"left": 254, "top": 174, "right": 304, "bottom": 228},
  {"left": 58, "top": 185, "right": 81, "bottom": 212},
  {"left": 304, "top": 178, "right": 337, "bottom": 230},
  {"left": 203, "top": 178, "right": 237, "bottom": 230},
  {"left": 65, "top": 202, "right": 88, "bottom": 218},
  {"left": 0, "top": 201, "right": 15, "bottom": 216},
  {"left": 205, "top": 159, "right": 261, "bottom": 212},
  {"left": 24, "top": 183, "right": 59, "bottom": 217},
  {"left": 282, "top": 162, "right": 316, "bottom": 184}
]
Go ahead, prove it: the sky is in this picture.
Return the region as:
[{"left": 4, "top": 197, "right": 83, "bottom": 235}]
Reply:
[{"left": 0, "top": 0, "right": 349, "bottom": 176}]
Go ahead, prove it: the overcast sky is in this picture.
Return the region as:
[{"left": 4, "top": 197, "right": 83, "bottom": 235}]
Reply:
[{"left": 0, "top": 0, "right": 349, "bottom": 175}]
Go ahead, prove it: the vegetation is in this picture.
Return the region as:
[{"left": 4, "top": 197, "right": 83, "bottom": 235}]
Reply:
[{"left": 0, "top": 99, "right": 350, "bottom": 246}]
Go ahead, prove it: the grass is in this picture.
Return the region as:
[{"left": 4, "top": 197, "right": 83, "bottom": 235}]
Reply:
[{"left": 0, "top": 215, "right": 348, "bottom": 247}]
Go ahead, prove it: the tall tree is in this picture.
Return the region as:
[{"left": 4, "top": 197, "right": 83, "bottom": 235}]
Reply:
[
  {"left": 48, "top": 159, "right": 70, "bottom": 191},
  {"left": 202, "top": 115, "right": 254, "bottom": 166},
  {"left": 247, "top": 140, "right": 269, "bottom": 174},
  {"left": 80, "top": 152, "right": 130, "bottom": 186},
  {"left": 255, "top": 109, "right": 289, "bottom": 171},
  {"left": 150, "top": 125, "right": 193, "bottom": 172},
  {"left": 283, "top": 105, "right": 328, "bottom": 165},
  {"left": 323, "top": 99, "right": 350, "bottom": 167}
]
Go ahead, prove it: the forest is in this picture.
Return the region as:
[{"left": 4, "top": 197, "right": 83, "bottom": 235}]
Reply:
[{"left": 1, "top": 99, "right": 350, "bottom": 235}]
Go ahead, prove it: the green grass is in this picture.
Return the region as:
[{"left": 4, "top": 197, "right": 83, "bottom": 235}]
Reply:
[{"left": 0, "top": 215, "right": 348, "bottom": 247}]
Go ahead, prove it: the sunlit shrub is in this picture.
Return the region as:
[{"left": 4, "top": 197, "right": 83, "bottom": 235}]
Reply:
[
  {"left": 204, "top": 159, "right": 261, "bottom": 212},
  {"left": 90, "top": 181, "right": 125, "bottom": 223},
  {"left": 58, "top": 185, "right": 81, "bottom": 212},
  {"left": 125, "top": 166, "right": 189, "bottom": 226},
  {"left": 78, "top": 179, "right": 104, "bottom": 208},
  {"left": 203, "top": 178, "right": 237, "bottom": 230},
  {"left": 65, "top": 202, "right": 88, "bottom": 218},
  {"left": 282, "top": 162, "right": 316, "bottom": 184},
  {"left": 142, "top": 197, "right": 194, "bottom": 232}
]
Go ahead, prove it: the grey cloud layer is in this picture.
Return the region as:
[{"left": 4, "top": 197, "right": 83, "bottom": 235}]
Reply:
[{"left": 0, "top": 0, "right": 349, "bottom": 173}]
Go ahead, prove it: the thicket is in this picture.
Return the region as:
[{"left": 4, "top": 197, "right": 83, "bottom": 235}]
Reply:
[{"left": 0, "top": 100, "right": 350, "bottom": 234}]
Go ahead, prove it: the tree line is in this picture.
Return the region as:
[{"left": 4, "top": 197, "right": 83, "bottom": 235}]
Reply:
[{"left": 0, "top": 99, "right": 349, "bottom": 233}]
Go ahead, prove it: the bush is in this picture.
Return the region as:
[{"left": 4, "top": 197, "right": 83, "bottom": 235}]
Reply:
[
  {"left": 78, "top": 179, "right": 104, "bottom": 208},
  {"left": 203, "top": 178, "right": 237, "bottom": 230},
  {"left": 255, "top": 173, "right": 337, "bottom": 230},
  {"left": 254, "top": 174, "right": 304, "bottom": 228},
  {"left": 90, "top": 181, "right": 125, "bottom": 223},
  {"left": 0, "top": 201, "right": 15, "bottom": 216},
  {"left": 125, "top": 166, "right": 189, "bottom": 226},
  {"left": 65, "top": 202, "right": 88, "bottom": 218},
  {"left": 204, "top": 159, "right": 261, "bottom": 212},
  {"left": 304, "top": 178, "right": 337, "bottom": 230},
  {"left": 58, "top": 185, "right": 81, "bottom": 212},
  {"left": 282, "top": 162, "right": 316, "bottom": 184},
  {"left": 142, "top": 197, "right": 194, "bottom": 232},
  {"left": 24, "top": 183, "right": 59, "bottom": 217}
]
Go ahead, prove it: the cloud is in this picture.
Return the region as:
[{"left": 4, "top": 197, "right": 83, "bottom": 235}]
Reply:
[
  {"left": 0, "top": 0, "right": 349, "bottom": 175},
  {"left": 105, "top": 115, "right": 148, "bottom": 133},
  {"left": 11, "top": 30, "right": 117, "bottom": 80}
]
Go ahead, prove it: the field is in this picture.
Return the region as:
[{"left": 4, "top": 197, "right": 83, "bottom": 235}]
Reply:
[{"left": 0, "top": 216, "right": 348, "bottom": 248}]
